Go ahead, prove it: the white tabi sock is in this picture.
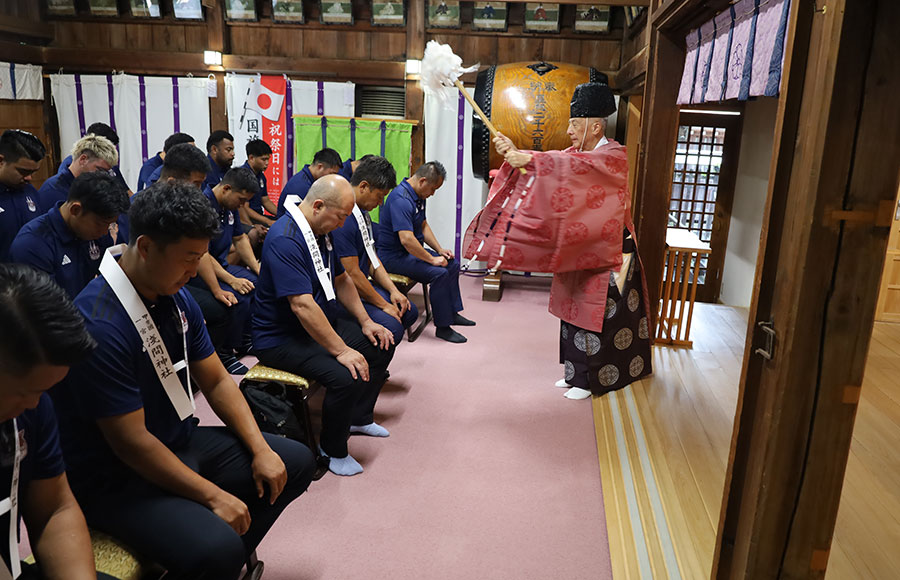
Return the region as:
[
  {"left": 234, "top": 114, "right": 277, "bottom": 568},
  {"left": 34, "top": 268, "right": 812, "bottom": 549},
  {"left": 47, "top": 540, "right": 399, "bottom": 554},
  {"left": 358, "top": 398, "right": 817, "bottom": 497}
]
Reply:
[
  {"left": 564, "top": 387, "right": 592, "bottom": 400},
  {"left": 350, "top": 422, "right": 390, "bottom": 437}
]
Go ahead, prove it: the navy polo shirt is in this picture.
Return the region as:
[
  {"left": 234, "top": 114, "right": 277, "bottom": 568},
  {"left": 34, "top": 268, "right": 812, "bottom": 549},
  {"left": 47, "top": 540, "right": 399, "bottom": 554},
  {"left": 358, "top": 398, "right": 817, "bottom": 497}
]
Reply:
[
  {"left": 203, "top": 154, "right": 229, "bottom": 191},
  {"left": 252, "top": 214, "right": 345, "bottom": 351},
  {"left": 143, "top": 164, "right": 164, "bottom": 191},
  {"left": 332, "top": 208, "right": 374, "bottom": 275},
  {"left": 0, "top": 182, "right": 42, "bottom": 262},
  {"left": 9, "top": 202, "right": 112, "bottom": 299},
  {"left": 58, "top": 154, "right": 129, "bottom": 192},
  {"left": 339, "top": 159, "right": 354, "bottom": 181},
  {"left": 137, "top": 153, "right": 163, "bottom": 191},
  {"left": 242, "top": 161, "right": 268, "bottom": 215},
  {"left": 202, "top": 185, "right": 240, "bottom": 267},
  {"left": 37, "top": 166, "right": 75, "bottom": 211},
  {"left": 0, "top": 394, "right": 66, "bottom": 571},
  {"left": 52, "top": 275, "right": 215, "bottom": 495},
  {"left": 375, "top": 180, "right": 425, "bottom": 258},
  {"left": 275, "top": 165, "right": 314, "bottom": 218}
]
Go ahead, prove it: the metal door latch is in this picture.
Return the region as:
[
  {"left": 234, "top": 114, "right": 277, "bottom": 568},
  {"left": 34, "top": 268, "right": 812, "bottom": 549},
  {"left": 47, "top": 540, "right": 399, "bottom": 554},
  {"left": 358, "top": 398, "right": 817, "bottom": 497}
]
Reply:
[{"left": 755, "top": 320, "right": 776, "bottom": 361}]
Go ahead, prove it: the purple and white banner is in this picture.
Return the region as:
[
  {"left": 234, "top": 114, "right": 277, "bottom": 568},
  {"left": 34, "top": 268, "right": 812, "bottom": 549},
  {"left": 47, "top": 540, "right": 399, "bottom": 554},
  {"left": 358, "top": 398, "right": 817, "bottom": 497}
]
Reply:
[
  {"left": 50, "top": 73, "right": 210, "bottom": 190},
  {"left": 424, "top": 88, "right": 488, "bottom": 259},
  {"left": 0, "top": 62, "right": 42, "bottom": 101},
  {"left": 678, "top": 0, "right": 791, "bottom": 104}
]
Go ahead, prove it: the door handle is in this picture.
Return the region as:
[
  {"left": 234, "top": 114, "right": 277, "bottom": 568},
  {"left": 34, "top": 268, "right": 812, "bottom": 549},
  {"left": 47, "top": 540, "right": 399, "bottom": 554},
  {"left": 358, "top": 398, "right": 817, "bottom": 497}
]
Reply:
[{"left": 755, "top": 320, "right": 776, "bottom": 361}]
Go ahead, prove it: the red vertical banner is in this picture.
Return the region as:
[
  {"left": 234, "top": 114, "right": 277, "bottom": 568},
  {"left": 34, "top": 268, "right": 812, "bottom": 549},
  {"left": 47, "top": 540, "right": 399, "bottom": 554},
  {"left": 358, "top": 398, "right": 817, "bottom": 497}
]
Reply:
[{"left": 260, "top": 75, "right": 287, "bottom": 205}]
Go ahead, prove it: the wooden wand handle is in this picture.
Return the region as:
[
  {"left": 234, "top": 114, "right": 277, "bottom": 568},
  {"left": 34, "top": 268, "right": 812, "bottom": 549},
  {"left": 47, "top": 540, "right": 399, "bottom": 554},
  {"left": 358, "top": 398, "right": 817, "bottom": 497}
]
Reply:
[{"left": 453, "top": 79, "right": 527, "bottom": 175}]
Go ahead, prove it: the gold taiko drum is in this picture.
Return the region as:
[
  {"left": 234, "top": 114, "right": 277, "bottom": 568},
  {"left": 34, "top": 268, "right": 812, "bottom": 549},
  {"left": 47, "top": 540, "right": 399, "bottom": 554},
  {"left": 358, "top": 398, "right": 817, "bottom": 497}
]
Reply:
[{"left": 472, "top": 61, "right": 607, "bottom": 182}]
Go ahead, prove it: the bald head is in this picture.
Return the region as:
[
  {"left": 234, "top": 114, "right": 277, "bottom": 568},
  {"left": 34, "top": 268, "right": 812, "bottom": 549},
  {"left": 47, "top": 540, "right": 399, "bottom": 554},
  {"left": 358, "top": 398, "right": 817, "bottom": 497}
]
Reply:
[{"left": 300, "top": 174, "right": 355, "bottom": 235}]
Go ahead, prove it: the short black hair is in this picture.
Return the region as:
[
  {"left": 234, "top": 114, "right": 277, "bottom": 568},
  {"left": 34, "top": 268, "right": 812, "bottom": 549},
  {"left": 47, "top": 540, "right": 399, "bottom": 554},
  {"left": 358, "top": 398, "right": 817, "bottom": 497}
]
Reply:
[
  {"left": 350, "top": 155, "right": 397, "bottom": 191},
  {"left": 414, "top": 161, "right": 447, "bottom": 184},
  {"left": 85, "top": 122, "right": 119, "bottom": 146},
  {"left": 0, "top": 130, "right": 46, "bottom": 163},
  {"left": 221, "top": 167, "right": 260, "bottom": 195},
  {"left": 0, "top": 263, "right": 95, "bottom": 376},
  {"left": 163, "top": 132, "right": 195, "bottom": 154},
  {"left": 160, "top": 144, "right": 210, "bottom": 182},
  {"left": 312, "top": 148, "right": 342, "bottom": 169},
  {"left": 128, "top": 180, "right": 220, "bottom": 247},
  {"left": 246, "top": 139, "right": 272, "bottom": 158},
  {"left": 67, "top": 172, "right": 130, "bottom": 218},
  {"left": 206, "top": 130, "right": 234, "bottom": 152}
]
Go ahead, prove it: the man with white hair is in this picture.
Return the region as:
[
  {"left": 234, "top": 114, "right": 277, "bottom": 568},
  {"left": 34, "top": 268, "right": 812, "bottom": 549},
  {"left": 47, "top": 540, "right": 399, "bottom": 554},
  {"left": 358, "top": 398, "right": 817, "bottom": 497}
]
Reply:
[
  {"left": 488, "top": 81, "right": 653, "bottom": 400},
  {"left": 253, "top": 175, "right": 395, "bottom": 477},
  {"left": 38, "top": 134, "right": 118, "bottom": 210}
]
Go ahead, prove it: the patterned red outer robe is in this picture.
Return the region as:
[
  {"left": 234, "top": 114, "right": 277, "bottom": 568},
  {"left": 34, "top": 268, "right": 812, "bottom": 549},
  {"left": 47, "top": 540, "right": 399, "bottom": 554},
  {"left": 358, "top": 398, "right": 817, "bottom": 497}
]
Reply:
[{"left": 463, "top": 140, "right": 652, "bottom": 334}]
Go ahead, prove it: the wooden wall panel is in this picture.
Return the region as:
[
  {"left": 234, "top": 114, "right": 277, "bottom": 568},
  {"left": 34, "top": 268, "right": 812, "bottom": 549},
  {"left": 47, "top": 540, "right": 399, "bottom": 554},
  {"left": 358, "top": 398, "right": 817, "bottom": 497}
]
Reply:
[
  {"left": 152, "top": 25, "right": 186, "bottom": 53},
  {"left": 369, "top": 32, "right": 406, "bottom": 61},
  {"left": 579, "top": 39, "right": 621, "bottom": 72},
  {"left": 124, "top": 24, "right": 154, "bottom": 51},
  {"left": 303, "top": 29, "right": 339, "bottom": 60},
  {"left": 0, "top": 100, "right": 54, "bottom": 187},
  {"left": 541, "top": 37, "right": 584, "bottom": 64},
  {"left": 497, "top": 37, "right": 541, "bottom": 64},
  {"left": 335, "top": 31, "right": 370, "bottom": 60}
]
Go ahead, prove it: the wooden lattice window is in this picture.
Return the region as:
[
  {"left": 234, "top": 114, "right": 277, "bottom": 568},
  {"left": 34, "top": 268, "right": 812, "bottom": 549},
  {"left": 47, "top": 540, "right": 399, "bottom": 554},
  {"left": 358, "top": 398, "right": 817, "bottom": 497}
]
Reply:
[{"left": 668, "top": 124, "right": 726, "bottom": 284}]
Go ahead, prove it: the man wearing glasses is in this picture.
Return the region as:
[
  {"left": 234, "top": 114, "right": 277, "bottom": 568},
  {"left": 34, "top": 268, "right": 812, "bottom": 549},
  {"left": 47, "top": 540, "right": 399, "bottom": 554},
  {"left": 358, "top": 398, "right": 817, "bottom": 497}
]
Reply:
[
  {"left": 38, "top": 134, "right": 118, "bottom": 211},
  {"left": 0, "top": 130, "right": 46, "bottom": 262}
]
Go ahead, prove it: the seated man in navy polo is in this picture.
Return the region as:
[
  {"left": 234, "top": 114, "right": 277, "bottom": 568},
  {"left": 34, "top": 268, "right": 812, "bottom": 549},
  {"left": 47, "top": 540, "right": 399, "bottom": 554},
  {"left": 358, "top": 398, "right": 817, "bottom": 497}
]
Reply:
[
  {"left": 186, "top": 167, "right": 260, "bottom": 374},
  {"left": 56, "top": 122, "right": 130, "bottom": 194},
  {"left": 137, "top": 131, "right": 194, "bottom": 191},
  {"left": 376, "top": 161, "right": 475, "bottom": 343},
  {"left": 204, "top": 130, "right": 235, "bottom": 190},
  {"left": 0, "top": 264, "right": 115, "bottom": 580},
  {"left": 11, "top": 172, "right": 129, "bottom": 299},
  {"left": 253, "top": 175, "right": 395, "bottom": 476},
  {"left": 333, "top": 155, "right": 418, "bottom": 344},
  {"left": 38, "top": 134, "right": 118, "bottom": 211},
  {"left": 239, "top": 139, "right": 277, "bottom": 228},
  {"left": 275, "top": 147, "right": 342, "bottom": 218},
  {"left": 0, "top": 130, "right": 45, "bottom": 262},
  {"left": 338, "top": 154, "right": 372, "bottom": 182},
  {"left": 52, "top": 182, "right": 315, "bottom": 580}
]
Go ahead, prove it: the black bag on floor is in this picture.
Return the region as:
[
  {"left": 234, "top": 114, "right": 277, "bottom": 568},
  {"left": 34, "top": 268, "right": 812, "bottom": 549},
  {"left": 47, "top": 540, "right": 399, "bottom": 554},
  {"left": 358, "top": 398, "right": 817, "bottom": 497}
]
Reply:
[{"left": 240, "top": 382, "right": 305, "bottom": 441}]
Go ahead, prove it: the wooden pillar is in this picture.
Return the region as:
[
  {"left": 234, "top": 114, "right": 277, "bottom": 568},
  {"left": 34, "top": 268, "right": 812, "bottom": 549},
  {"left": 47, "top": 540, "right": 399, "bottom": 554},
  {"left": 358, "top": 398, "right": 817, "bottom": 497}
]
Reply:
[
  {"left": 630, "top": 13, "right": 683, "bottom": 328},
  {"left": 204, "top": 0, "right": 227, "bottom": 133},
  {"left": 406, "top": 0, "right": 425, "bottom": 175},
  {"left": 713, "top": 0, "right": 900, "bottom": 577}
]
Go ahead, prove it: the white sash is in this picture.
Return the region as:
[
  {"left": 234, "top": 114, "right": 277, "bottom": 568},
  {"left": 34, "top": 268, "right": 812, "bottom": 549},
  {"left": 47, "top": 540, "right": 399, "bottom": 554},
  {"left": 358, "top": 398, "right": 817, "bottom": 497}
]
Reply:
[
  {"left": 98, "top": 245, "right": 195, "bottom": 420},
  {"left": 0, "top": 420, "right": 22, "bottom": 579},
  {"left": 283, "top": 195, "right": 336, "bottom": 301},
  {"left": 351, "top": 205, "right": 381, "bottom": 271}
]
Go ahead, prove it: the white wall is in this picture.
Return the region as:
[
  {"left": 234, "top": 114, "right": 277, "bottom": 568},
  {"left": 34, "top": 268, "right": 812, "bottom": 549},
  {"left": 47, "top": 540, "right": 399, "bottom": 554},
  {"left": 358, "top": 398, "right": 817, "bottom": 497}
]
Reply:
[{"left": 719, "top": 97, "right": 779, "bottom": 307}]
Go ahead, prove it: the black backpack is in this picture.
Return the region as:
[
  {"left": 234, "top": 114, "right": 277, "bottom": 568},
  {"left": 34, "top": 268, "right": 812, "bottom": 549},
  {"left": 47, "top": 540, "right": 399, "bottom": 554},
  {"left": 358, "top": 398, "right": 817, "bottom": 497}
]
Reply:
[{"left": 240, "top": 382, "right": 306, "bottom": 442}]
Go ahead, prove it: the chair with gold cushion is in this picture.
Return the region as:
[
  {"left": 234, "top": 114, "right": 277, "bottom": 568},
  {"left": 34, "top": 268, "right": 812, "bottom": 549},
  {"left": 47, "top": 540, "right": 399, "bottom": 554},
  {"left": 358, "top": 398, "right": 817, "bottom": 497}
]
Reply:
[
  {"left": 388, "top": 273, "right": 432, "bottom": 342},
  {"left": 239, "top": 364, "right": 329, "bottom": 480},
  {"left": 24, "top": 529, "right": 163, "bottom": 580}
]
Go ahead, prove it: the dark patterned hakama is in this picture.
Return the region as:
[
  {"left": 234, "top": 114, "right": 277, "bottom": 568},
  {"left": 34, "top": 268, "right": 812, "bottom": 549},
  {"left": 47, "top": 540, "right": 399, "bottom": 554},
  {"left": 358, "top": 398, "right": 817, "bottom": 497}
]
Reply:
[{"left": 559, "top": 246, "right": 652, "bottom": 396}]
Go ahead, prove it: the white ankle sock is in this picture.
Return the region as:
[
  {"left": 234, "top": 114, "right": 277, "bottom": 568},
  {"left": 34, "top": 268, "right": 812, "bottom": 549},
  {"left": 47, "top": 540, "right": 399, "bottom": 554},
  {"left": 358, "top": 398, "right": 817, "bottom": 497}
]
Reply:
[
  {"left": 319, "top": 447, "right": 364, "bottom": 476},
  {"left": 555, "top": 378, "right": 571, "bottom": 388},
  {"left": 350, "top": 422, "right": 390, "bottom": 437}
]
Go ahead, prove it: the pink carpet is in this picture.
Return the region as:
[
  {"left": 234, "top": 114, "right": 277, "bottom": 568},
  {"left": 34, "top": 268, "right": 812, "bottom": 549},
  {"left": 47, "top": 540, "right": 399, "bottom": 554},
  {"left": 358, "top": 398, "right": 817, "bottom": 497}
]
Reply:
[{"left": 202, "top": 275, "right": 613, "bottom": 580}]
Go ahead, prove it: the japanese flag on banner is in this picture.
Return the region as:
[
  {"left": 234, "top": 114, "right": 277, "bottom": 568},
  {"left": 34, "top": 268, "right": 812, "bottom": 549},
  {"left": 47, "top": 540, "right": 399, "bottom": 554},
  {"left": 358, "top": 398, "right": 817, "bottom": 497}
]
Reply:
[
  {"left": 247, "top": 76, "right": 286, "bottom": 121},
  {"left": 259, "top": 75, "right": 287, "bottom": 199}
]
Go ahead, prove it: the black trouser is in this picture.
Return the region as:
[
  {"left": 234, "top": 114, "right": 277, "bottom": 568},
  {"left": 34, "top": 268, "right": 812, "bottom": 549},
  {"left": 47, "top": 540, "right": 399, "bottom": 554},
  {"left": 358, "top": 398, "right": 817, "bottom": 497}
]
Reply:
[
  {"left": 185, "top": 280, "right": 253, "bottom": 352},
  {"left": 76, "top": 428, "right": 315, "bottom": 580},
  {"left": 255, "top": 318, "right": 395, "bottom": 458}
]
